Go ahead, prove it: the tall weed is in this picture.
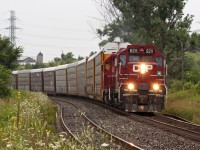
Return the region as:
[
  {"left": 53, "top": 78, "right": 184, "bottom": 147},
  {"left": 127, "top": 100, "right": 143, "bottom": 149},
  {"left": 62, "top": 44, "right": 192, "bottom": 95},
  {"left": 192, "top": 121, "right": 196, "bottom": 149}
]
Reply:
[
  {"left": 0, "top": 90, "right": 81, "bottom": 149},
  {"left": 163, "top": 90, "right": 200, "bottom": 124}
]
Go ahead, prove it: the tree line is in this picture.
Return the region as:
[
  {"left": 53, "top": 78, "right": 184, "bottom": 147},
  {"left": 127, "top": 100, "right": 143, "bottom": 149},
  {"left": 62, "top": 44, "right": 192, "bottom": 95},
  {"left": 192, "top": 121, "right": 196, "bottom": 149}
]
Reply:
[
  {"left": 95, "top": 0, "right": 200, "bottom": 86},
  {"left": 19, "top": 51, "right": 97, "bottom": 69}
]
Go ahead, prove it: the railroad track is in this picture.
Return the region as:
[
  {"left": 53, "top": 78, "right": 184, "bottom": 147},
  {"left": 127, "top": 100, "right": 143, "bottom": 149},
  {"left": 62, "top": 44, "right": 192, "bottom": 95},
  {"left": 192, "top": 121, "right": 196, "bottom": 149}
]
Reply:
[
  {"left": 54, "top": 97, "right": 143, "bottom": 150},
  {"left": 74, "top": 96, "right": 200, "bottom": 142},
  {"left": 151, "top": 113, "right": 200, "bottom": 134},
  {"left": 51, "top": 96, "right": 200, "bottom": 149},
  {"left": 137, "top": 113, "right": 200, "bottom": 142},
  {"left": 77, "top": 97, "right": 200, "bottom": 142}
]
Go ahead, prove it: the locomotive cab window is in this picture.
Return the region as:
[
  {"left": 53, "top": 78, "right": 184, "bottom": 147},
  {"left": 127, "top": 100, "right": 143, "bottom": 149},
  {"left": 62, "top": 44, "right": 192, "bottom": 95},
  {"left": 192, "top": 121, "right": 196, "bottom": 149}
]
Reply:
[
  {"left": 119, "top": 55, "right": 126, "bottom": 66},
  {"left": 156, "top": 56, "right": 163, "bottom": 67},
  {"left": 129, "top": 55, "right": 153, "bottom": 62},
  {"left": 129, "top": 56, "right": 140, "bottom": 62},
  {"left": 141, "top": 56, "right": 153, "bottom": 62}
]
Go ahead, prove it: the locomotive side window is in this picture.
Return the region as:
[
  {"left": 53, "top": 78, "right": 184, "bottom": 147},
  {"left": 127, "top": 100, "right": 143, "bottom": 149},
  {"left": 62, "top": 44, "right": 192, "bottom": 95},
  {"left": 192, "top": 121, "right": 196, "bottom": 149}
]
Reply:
[
  {"left": 119, "top": 55, "right": 126, "bottom": 66},
  {"left": 156, "top": 56, "right": 162, "bottom": 67},
  {"left": 129, "top": 56, "right": 140, "bottom": 62}
]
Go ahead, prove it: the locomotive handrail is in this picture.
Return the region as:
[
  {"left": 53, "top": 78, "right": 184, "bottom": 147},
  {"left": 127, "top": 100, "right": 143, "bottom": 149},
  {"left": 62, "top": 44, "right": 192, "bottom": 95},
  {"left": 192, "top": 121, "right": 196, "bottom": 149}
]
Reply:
[{"left": 150, "top": 75, "right": 164, "bottom": 77}]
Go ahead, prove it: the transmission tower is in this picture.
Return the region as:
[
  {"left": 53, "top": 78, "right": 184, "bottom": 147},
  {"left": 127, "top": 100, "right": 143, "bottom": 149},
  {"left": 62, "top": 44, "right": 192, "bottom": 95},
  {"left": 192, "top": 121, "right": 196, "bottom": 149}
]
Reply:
[{"left": 5, "top": 10, "right": 20, "bottom": 44}]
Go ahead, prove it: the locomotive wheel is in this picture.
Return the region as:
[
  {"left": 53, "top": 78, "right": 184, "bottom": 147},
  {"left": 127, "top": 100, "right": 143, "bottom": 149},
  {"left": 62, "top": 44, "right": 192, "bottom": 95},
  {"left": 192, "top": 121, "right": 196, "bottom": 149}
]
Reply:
[
  {"left": 113, "top": 95, "right": 122, "bottom": 108},
  {"left": 103, "top": 91, "right": 110, "bottom": 104},
  {"left": 156, "top": 97, "right": 165, "bottom": 111},
  {"left": 160, "top": 97, "right": 165, "bottom": 110}
]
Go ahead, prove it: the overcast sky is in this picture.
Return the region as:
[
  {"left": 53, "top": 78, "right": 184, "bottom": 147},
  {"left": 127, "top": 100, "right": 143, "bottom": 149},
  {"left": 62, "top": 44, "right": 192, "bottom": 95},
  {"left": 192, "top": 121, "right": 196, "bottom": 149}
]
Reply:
[{"left": 0, "top": 0, "right": 200, "bottom": 62}]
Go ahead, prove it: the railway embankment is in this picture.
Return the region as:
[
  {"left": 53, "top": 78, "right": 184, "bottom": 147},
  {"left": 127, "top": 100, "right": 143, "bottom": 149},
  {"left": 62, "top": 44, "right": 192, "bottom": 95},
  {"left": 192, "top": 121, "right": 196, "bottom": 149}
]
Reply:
[{"left": 162, "top": 89, "right": 200, "bottom": 124}]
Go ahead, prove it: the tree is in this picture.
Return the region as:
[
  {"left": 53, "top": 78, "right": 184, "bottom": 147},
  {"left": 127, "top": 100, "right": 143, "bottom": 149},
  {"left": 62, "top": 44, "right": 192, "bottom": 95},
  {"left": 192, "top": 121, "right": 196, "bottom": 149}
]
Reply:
[
  {"left": 96, "top": 0, "right": 195, "bottom": 82},
  {"left": 0, "top": 65, "right": 11, "bottom": 98},
  {"left": 54, "top": 57, "right": 61, "bottom": 62},
  {"left": 0, "top": 35, "right": 23, "bottom": 70},
  {"left": 78, "top": 55, "right": 84, "bottom": 60},
  {"left": 48, "top": 61, "right": 57, "bottom": 67},
  {"left": 99, "top": 40, "right": 108, "bottom": 47},
  {"left": 33, "top": 63, "right": 46, "bottom": 69},
  {"left": 189, "top": 32, "right": 200, "bottom": 51},
  {"left": 64, "top": 52, "right": 77, "bottom": 63},
  {"left": 89, "top": 51, "right": 97, "bottom": 57},
  {"left": 49, "top": 52, "right": 79, "bottom": 66},
  {"left": 96, "top": 0, "right": 193, "bottom": 50},
  {"left": 60, "top": 52, "right": 77, "bottom": 63}
]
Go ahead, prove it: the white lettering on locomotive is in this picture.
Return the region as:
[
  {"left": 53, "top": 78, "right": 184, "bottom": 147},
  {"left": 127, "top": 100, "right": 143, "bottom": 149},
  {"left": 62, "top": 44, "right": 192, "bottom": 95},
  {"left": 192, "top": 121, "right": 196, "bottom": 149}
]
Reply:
[{"left": 133, "top": 65, "right": 153, "bottom": 72}]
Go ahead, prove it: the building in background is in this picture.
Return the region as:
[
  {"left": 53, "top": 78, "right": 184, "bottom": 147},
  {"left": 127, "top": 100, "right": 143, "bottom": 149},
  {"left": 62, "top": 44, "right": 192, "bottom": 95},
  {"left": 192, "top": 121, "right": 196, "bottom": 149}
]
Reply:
[
  {"left": 17, "top": 56, "right": 36, "bottom": 65},
  {"left": 37, "top": 52, "right": 43, "bottom": 63},
  {"left": 17, "top": 52, "right": 43, "bottom": 65}
]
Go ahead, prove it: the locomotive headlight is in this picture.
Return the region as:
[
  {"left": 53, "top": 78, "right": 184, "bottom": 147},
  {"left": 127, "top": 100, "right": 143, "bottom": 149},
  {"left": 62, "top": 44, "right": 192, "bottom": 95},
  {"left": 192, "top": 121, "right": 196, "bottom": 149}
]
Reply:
[
  {"left": 140, "top": 64, "right": 146, "bottom": 74},
  {"left": 128, "top": 83, "right": 134, "bottom": 90},
  {"left": 153, "top": 84, "right": 159, "bottom": 90}
]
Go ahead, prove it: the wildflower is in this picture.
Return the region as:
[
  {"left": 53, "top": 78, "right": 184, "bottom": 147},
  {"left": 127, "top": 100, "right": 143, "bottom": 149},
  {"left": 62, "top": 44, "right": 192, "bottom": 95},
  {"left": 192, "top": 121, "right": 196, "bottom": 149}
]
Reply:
[
  {"left": 61, "top": 138, "right": 66, "bottom": 142},
  {"left": 2, "top": 138, "right": 8, "bottom": 141},
  {"left": 59, "top": 134, "right": 64, "bottom": 138},
  {"left": 54, "top": 142, "right": 61, "bottom": 149},
  {"left": 46, "top": 130, "right": 50, "bottom": 138},
  {"left": 36, "top": 140, "right": 45, "bottom": 146},
  {"left": 101, "top": 143, "right": 109, "bottom": 147},
  {"left": 49, "top": 143, "right": 54, "bottom": 148},
  {"left": 6, "top": 143, "right": 12, "bottom": 148}
]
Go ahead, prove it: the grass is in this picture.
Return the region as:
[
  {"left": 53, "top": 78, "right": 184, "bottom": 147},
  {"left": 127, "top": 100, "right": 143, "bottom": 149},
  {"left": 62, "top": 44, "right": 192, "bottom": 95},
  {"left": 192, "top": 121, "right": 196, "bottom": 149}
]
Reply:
[
  {"left": 0, "top": 90, "right": 116, "bottom": 150},
  {"left": 162, "top": 90, "right": 200, "bottom": 124},
  {"left": 0, "top": 90, "right": 81, "bottom": 149}
]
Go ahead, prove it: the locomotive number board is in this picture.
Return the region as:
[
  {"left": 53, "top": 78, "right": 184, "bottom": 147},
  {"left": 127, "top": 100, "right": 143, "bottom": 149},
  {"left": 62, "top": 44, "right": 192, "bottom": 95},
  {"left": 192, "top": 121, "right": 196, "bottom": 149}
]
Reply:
[
  {"left": 129, "top": 48, "right": 138, "bottom": 53},
  {"left": 145, "top": 48, "right": 154, "bottom": 54},
  {"left": 129, "top": 48, "right": 154, "bottom": 54}
]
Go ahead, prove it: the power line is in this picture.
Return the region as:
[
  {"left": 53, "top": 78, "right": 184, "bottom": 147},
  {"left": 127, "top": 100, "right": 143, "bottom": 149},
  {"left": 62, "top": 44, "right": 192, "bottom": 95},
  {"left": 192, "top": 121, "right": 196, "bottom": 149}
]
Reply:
[
  {"left": 17, "top": 40, "right": 98, "bottom": 50},
  {"left": 17, "top": 33, "right": 97, "bottom": 41},
  {"left": 17, "top": 21, "right": 91, "bottom": 33}
]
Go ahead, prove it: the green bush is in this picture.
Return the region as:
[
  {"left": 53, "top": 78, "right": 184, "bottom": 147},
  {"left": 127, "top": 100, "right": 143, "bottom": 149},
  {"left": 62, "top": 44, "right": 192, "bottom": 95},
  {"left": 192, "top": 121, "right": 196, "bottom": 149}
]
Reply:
[
  {"left": 170, "top": 80, "right": 183, "bottom": 93},
  {"left": 185, "top": 70, "right": 200, "bottom": 84},
  {"left": 0, "top": 65, "right": 11, "bottom": 98},
  {"left": 183, "top": 82, "right": 195, "bottom": 90},
  {"left": 195, "top": 81, "right": 200, "bottom": 95},
  {"left": 163, "top": 90, "right": 200, "bottom": 124}
]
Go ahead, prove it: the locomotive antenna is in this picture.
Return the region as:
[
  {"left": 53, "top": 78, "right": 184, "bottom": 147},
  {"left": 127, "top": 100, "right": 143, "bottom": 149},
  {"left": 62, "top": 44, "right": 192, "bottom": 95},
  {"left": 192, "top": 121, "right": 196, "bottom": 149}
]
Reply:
[{"left": 5, "top": 10, "right": 20, "bottom": 45}]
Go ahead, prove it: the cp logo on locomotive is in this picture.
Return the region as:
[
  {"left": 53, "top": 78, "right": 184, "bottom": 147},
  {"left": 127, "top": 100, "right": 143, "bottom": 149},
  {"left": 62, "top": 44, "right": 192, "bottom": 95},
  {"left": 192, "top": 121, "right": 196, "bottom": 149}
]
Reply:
[{"left": 133, "top": 64, "right": 153, "bottom": 73}]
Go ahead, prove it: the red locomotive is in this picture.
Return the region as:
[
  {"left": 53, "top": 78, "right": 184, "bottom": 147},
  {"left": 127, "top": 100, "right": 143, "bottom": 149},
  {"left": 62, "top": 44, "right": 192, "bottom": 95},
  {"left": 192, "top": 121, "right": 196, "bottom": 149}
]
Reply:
[
  {"left": 103, "top": 44, "right": 167, "bottom": 112},
  {"left": 11, "top": 43, "right": 166, "bottom": 112}
]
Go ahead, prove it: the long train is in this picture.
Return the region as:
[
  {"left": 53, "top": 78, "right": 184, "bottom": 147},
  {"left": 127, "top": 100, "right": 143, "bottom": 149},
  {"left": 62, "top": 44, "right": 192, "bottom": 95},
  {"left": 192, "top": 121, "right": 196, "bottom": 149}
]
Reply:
[{"left": 11, "top": 42, "right": 167, "bottom": 112}]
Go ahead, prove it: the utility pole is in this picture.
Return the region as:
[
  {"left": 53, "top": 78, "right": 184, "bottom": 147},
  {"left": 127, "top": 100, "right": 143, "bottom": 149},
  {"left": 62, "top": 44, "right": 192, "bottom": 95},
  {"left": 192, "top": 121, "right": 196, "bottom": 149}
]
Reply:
[{"left": 5, "top": 10, "right": 20, "bottom": 44}]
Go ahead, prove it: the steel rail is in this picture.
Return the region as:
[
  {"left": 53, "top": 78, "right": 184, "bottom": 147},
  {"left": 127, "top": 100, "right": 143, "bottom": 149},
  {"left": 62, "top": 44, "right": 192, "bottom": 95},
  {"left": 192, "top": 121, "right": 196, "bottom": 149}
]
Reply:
[
  {"left": 52, "top": 96, "right": 200, "bottom": 144},
  {"left": 53, "top": 97, "right": 143, "bottom": 150},
  {"left": 139, "top": 115, "right": 200, "bottom": 142},
  {"left": 57, "top": 102, "right": 84, "bottom": 146}
]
